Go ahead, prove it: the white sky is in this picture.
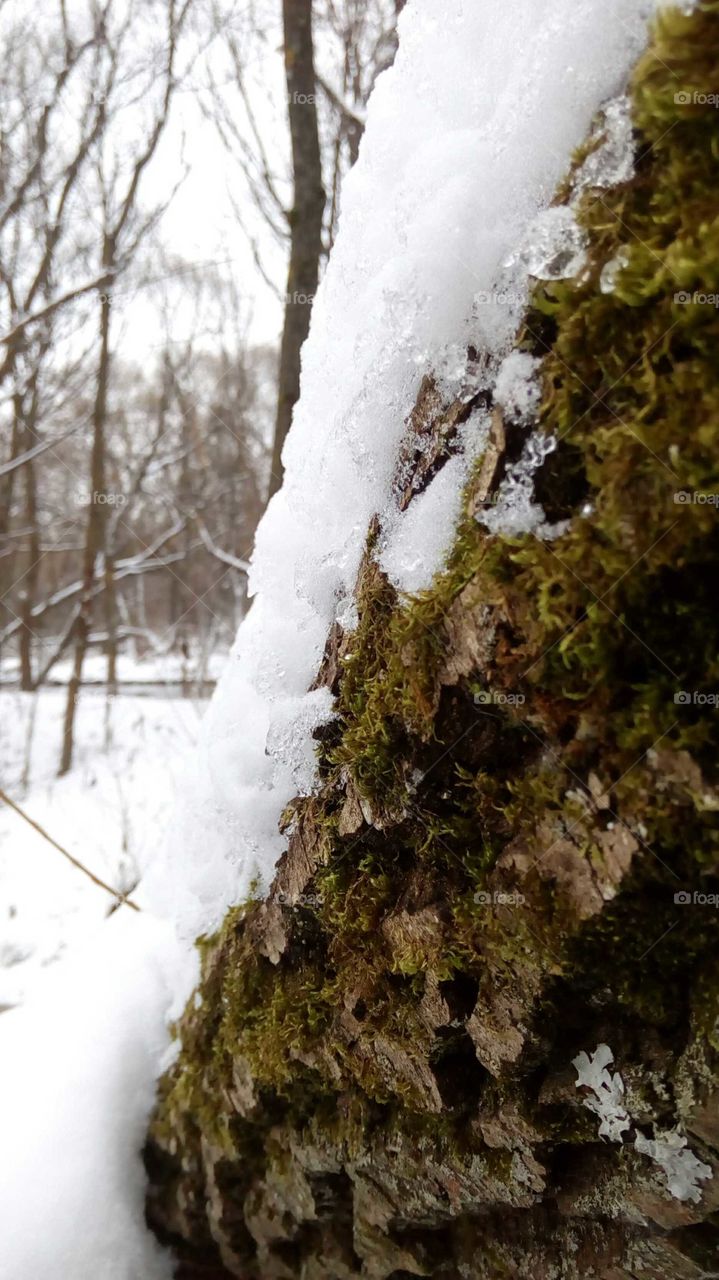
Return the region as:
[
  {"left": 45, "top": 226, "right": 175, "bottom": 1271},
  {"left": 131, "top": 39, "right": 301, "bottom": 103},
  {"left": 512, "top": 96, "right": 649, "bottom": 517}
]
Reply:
[{"left": 121, "top": 5, "right": 290, "bottom": 363}]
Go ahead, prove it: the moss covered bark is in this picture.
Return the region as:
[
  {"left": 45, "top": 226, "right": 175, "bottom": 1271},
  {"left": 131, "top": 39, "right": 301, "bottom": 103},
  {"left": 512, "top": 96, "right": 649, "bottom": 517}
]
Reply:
[{"left": 146, "top": 8, "right": 719, "bottom": 1277}]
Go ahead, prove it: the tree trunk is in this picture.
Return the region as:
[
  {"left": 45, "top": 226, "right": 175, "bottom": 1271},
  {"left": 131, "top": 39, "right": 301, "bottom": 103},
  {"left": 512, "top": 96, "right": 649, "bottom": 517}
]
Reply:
[
  {"left": 59, "top": 282, "right": 112, "bottom": 775},
  {"left": 18, "top": 431, "right": 39, "bottom": 692},
  {"left": 0, "top": 344, "right": 24, "bottom": 649},
  {"left": 267, "top": 0, "right": 325, "bottom": 502},
  {"left": 104, "top": 551, "right": 118, "bottom": 695},
  {"left": 145, "top": 10, "right": 719, "bottom": 1278}
]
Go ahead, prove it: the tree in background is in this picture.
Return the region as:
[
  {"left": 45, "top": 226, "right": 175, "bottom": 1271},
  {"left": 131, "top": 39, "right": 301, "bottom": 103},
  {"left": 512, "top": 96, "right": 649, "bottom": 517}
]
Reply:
[
  {"left": 268, "top": 0, "right": 325, "bottom": 501},
  {"left": 206, "top": 0, "right": 401, "bottom": 499},
  {"left": 0, "top": 0, "right": 401, "bottom": 772},
  {"left": 0, "top": 0, "right": 274, "bottom": 775},
  {"left": 59, "top": 0, "right": 199, "bottom": 773}
]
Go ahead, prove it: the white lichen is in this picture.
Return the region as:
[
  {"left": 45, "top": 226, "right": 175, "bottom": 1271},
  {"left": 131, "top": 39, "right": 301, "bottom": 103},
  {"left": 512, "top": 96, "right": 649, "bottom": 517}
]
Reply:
[
  {"left": 634, "top": 1128, "right": 713, "bottom": 1205},
  {"left": 573, "top": 1045, "right": 714, "bottom": 1204},
  {"left": 572, "top": 1044, "right": 631, "bottom": 1142}
]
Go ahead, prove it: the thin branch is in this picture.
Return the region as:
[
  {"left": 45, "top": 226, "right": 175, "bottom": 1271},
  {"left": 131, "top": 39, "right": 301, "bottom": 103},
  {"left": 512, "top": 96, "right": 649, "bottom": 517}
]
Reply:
[
  {"left": 0, "top": 273, "right": 114, "bottom": 348},
  {"left": 0, "top": 519, "right": 188, "bottom": 645},
  {"left": 316, "top": 72, "right": 367, "bottom": 130},
  {"left": 195, "top": 516, "right": 250, "bottom": 572},
  {"left": 0, "top": 785, "right": 140, "bottom": 911},
  {"left": 0, "top": 422, "right": 86, "bottom": 476}
]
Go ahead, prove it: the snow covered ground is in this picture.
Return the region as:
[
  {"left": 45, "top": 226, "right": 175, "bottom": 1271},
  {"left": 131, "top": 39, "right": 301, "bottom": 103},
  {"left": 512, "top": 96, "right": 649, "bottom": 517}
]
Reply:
[
  {"left": 0, "top": 2, "right": 677, "bottom": 1276},
  {"left": 0, "top": 646, "right": 225, "bottom": 690},
  {"left": 0, "top": 686, "right": 204, "bottom": 1008},
  {"left": 0, "top": 684, "right": 203, "bottom": 1279}
]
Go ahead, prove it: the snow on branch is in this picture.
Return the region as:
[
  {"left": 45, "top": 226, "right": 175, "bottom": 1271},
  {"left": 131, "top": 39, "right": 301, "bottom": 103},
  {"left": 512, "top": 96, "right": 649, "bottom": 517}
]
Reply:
[
  {"left": 195, "top": 517, "right": 250, "bottom": 573},
  {"left": 0, "top": 274, "right": 115, "bottom": 347}
]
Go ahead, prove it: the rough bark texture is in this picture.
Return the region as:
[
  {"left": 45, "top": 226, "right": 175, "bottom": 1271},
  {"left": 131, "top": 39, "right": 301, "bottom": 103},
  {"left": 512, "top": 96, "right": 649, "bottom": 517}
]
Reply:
[{"left": 146, "top": 9, "right": 719, "bottom": 1278}]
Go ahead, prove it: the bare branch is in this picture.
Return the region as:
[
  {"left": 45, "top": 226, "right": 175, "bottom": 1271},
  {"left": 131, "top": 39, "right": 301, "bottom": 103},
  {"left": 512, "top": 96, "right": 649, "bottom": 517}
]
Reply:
[{"left": 0, "top": 785, "right": 141, "bottom": 911}]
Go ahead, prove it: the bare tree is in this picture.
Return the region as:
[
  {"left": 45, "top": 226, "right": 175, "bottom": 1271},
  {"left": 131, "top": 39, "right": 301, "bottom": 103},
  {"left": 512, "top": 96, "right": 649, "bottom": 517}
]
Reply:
[
  {"left": 59, "top": 0, "right": 198, "bottom": 774},
  {"left": 0, "top": 2, "right": 112, "bottom": 588},
  {"left": 267, "top": 0, "right": 325, "bottom": 501},
  {"left": 205, "top": 0, "right": 401, "bottom": 502}
]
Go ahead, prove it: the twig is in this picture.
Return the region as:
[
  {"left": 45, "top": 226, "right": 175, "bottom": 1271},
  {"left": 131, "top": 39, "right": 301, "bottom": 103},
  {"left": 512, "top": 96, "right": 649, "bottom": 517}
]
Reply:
[{"left": 0, "top": 786, "right": 141, "bottom": 911}]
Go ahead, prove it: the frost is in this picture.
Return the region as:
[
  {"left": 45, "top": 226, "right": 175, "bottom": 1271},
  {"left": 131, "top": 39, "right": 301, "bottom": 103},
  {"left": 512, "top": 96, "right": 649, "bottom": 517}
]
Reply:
[
  {"left": 574, "top": 95, "right": 636, "bottom": 193},
  {"left": 573, "top": 1044, "right": 632, "bottom": 1142},
  {"left": 494, "top": 351, "right": 543, "bottom": 425},
  {"left": 505, "top": 206, "right": 588, "bottom": 282},
  {"left": 574, "top": 1046, "right": 714, "bottom": 1203},
  {"left": 634, "top": 1129, "right": 713, "bottom": 1204},
  {"left": 600, "top": 246, "right": 632, "bottom": 295},
  {"left": 479, "top": 431, "right": 569, "bottom": 541}
]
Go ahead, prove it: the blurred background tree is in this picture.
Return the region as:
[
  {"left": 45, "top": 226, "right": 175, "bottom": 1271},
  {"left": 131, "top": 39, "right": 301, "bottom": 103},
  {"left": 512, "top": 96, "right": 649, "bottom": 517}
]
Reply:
[{"left": 0, "top": 0, "right": 401, "bottom": 772}]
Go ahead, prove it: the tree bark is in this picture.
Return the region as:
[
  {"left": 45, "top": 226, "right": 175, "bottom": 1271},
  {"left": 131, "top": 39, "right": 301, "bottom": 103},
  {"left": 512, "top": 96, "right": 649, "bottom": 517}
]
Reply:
[
  {"left": 267, "top": 0, "right": 325, "bottom": 502},
  {"left": 145, "top": 9, "right": 719, "bottom": 1277}
]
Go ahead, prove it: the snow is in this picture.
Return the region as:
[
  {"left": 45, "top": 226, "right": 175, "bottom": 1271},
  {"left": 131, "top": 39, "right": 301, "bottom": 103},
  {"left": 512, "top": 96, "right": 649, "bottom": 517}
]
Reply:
[
  {"left": 504, "top": 204, "right": 588, "bottom": 283},
  {"left": 163, "top": 0, "right": 671, "bottom": 940},
  {"left": 494, "top": 352, "right": 543, "bottom": 425},
  {"left": 574, "top": 95, "right": 636, "bottom": 193},
  {"left": 0, "top": 689, "right": 202, "bottom": 1008},
  {"left": 380, "top": 456, "right": 467, "bottom": 594},
  {"left": 0, "top": 646, "right": 226, "bottom": 689},
  {"left": 480, "top": 431, "right": 569, "bottom": 540},
  {"left": 0, "top": 2, "right": 681, "bottom": 1276},
  {"left": 600, "top": 245, "right": 632, "bottom": 295},
  {"left": 0, "top": 911, "right": 193, "bottom": 1280}
]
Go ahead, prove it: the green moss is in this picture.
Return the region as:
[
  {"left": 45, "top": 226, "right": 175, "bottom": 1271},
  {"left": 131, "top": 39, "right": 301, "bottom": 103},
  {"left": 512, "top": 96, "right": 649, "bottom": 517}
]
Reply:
[{"left": 153, "top": 6, "right": 719, "bottom": 1243}]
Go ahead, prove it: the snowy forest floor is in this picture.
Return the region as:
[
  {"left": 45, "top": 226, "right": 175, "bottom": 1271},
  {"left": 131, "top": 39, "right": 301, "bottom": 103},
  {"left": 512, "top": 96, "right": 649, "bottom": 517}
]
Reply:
[{"left": 0, "top": 681, "right": 210, "bottom": 1011}]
